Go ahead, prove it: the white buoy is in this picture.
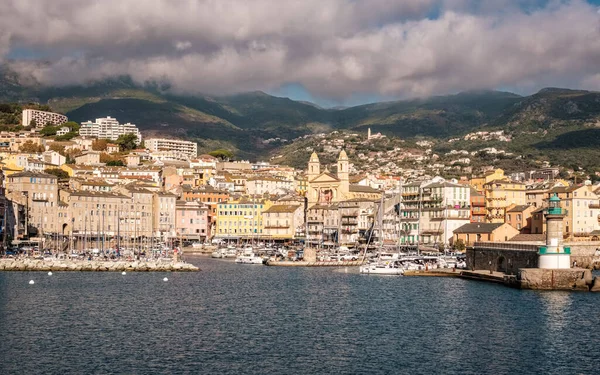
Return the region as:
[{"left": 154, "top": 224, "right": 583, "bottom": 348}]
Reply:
[
  {"left": 163, "top": 277, "right": 168, "bottom": 282},
  {"left": 122, "top": 271, "right": 126, "bottom": 275},
  {"left": 48, "top": 271, "right": 53, "bottom": 276},
  {"left": 29, "top": 280, "right": 35, "bottom": 285}
]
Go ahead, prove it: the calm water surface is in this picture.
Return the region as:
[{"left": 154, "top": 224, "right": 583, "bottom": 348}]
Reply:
[{"left": 0, "top": 256, "right": 598, "bottom": 374}]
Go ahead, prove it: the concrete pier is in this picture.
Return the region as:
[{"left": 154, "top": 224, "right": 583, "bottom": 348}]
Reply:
[{"left": 0, "top": 258, "right": 199, "bottom": 272}]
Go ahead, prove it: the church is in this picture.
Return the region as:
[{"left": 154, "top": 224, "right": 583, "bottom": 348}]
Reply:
[{"left": 306, "top": 150, "right": 381, "bottom": 205}]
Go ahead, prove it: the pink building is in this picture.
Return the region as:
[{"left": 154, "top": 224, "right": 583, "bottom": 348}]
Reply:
[{"left": 176, "top": 200, "right": 209, "bottom": 240}]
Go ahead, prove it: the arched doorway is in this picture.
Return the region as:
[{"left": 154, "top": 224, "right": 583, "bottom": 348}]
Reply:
[{"left": 497, "top": 256, "right": 506, "bottom": 273}]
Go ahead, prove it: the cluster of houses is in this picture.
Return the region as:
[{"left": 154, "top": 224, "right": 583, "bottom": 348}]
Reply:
[{"left": 0, "top": 110, "right": 599, "bottom": 252}]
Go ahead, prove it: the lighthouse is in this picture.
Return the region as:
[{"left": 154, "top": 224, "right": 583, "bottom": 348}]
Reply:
[{"left": 538, "top": 194, "right": 571, "bottom": 269}]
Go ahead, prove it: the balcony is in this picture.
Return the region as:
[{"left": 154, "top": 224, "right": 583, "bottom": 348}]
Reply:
[{"left": 341, "top": 218, "right": 358, "bottom": 225}]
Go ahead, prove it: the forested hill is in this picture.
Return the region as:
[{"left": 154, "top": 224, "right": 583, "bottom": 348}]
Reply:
[{"left": 1, "top": 69, "right": 600, "bottom": 172}]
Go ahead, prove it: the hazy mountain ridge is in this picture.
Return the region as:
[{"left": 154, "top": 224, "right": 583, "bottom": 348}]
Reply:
[{"left": 1, "top": 70, "right": 600, "bottom": 172}]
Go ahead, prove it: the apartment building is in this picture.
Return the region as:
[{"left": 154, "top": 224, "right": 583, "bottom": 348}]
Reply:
[
  {"left": 175, "top": 200, "right": 209, "bottom": 240},
  {"left": 145, "top": 138, "right": 197, "bottom": 158},
  {"left": 154, "top": 192, "right": 177, "bottom": 239},
  {"left": 398, "top": 177, "right": 470, "bottom": 245},
  {"left": 22, "top": 109, "right": 68, "bottom": 127},
  {"left": 246, "top": 176, "right": 293, "bottom": 196},
  {"left": 215, "top": 198, "right": 273, "bottom": 239},
  {"left": 79, "top": 116, "right": 142, "bottom": 143},
  {"left": 483, "top": 179, "right": 526, "bottom": 223},
  {"left": 262, "top": 204, "right": 304, "bottom": 241},
  {"left": 6, "top": 171, "right": 59, "bottom": 238}
]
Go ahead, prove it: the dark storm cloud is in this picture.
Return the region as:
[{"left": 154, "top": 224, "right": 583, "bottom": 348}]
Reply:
[{"left": 2, "top": 0, "right": 600, "bottom": 100}]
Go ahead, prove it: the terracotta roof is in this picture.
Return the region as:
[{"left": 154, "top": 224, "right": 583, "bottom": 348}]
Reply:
[
  {"left": 263, "top": 205, "right": 300, "bottom": 214},
  {"left": 453, "top": 223, "right": 504, "bottom": 234},
  {"left": 507, "top": 205, "right": 532, "bottom": 213},
  {"left": 509, "top": 234, "right": 546, "bottom": 242},
  {"left": 349, "top": 184, "right": 380, "bottom": 193}
]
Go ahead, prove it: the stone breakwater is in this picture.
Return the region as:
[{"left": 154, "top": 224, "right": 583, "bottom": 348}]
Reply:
[{"left": 0, "top": 259, "right": 199, "bottom": 272}]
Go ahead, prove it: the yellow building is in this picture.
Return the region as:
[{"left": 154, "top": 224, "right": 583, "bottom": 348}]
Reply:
[
  {"left": 215, "top": 197, "right": 273, "bottom": 239},
  {"left": 470, "top": 168, "right": 506, "bottom": 193},
  {"left": 483, "top": 179, "right": 526, "bottom": 223}
]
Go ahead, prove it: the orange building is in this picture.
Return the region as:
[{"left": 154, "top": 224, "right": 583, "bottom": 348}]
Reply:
[{"left": 182, "top": 185, "right": 230, "bottom": 236}]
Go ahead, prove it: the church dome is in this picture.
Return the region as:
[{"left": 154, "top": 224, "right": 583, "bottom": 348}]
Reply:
[
  {"left": 338, "top": 149, "right": 348, "bottom": 160},
  {"left": 310, "top": 152, "right": 320, "bottom": 162}
]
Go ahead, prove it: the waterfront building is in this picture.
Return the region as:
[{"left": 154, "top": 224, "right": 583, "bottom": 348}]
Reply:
[
  {"left": 22, "top": 109, "right": 68, "bottom": 127},
  {"left": 145, "top": 138, "right": 197, "bottom": 158},
  {"left": 175, "top": 200, "right": 209, "bottom": 241},
  {"left": 65, "top": 190, "right": 131, "bottom": 245},
  {"left": 262, "top": 204, "right": 304, "bottom": 241},
  {"left": 398, "top": 177, "right": 470, "bottom": 245},
  {"left": 306, "top": 203, "right": 339, "bottom": 247},
  {"left": 79, "top": 116, "right": 142, "bottom": 143},
  {"left": 339, "top": 199, "right": 377, "bottom": 246},
  {"left": 182, "top": 185, "right": 229, "bottom": 235},
  {"left": 5, "top": 171, "right": 59, "bottom": 239},
  {"left": 153, "top": 192, "right": 177, "bottom": 240},
  {"left": 114, "top": 185, "right": 156, "bottom": 239},
  {"left": 215, "top": 197, "right": 273, "bottom": 239},
  {"left": 452, "top": 222, "right": 519, "bottom": 247}
]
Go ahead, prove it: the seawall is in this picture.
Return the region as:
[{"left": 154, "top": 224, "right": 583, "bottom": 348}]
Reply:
[{"left": 0, "top": 258, "right": 199, "bottom": 272}]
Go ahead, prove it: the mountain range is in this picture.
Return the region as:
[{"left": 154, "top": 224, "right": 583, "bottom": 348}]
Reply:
[{"left": 1, "top": 67, "right": 600, "bottom": 174}]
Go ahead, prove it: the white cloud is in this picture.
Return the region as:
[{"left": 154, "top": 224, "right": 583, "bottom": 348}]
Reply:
[{"left": 2, "top": 0, "right": 600, "bottom": 102}]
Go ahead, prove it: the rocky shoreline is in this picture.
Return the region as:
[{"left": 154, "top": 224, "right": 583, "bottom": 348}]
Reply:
[{"left": 0, "top": 258, "right": 199, "bottom": 272}]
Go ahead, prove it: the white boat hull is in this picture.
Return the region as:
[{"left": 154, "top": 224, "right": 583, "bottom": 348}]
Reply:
[{"left": 360, "top": 264, "right": 404, "bottom": 275}]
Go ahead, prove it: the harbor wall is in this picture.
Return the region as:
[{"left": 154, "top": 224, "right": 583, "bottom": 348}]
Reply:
[
  {"left": 467, "top": 242, "right": 539, "bottom": 275},
  {"left": 0, "top": 259, "right": 199, "bottom": 272},
  {"left": 517, "top": 268, "right": 592, "bottom": 291}
]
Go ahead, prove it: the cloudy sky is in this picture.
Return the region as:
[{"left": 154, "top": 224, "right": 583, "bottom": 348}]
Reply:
[{"left": 3, "top": 0, "right": 600, "bottom": 106}]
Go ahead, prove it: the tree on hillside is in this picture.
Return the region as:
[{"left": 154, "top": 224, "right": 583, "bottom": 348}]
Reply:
[
  {"left": 208, "top": 149, "right": 234, "bottom": 161},
  {"left": 106, "top": 160, "right": 124, "bottom": 166},
  {"left": 92, "top": 139, "right": 109, "bottom": 151},
  {"left": 49, "top": 143, "right": 66, "bottom": 156},
  {"left": 19, "top": 140, "right": 44, "bottom": 153},
  {"left": 63, "top": 121, "right": 80, "bottom": 131},
  {"left": 44, "top": 168, "right": 69, "bottom": 179},
  {"left": 116, "top": 133, "right": 138, "bottom": 151},
  {"left": 40, "top": 125, "right": 59, "bottom": 136},
  {"left": 29, "top": 119, "right": 37, "bottom": 127}
]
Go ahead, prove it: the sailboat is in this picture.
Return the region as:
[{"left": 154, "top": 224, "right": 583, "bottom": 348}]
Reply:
[{"left": 359, "top": 190, "right": 404, "bottom": 275}]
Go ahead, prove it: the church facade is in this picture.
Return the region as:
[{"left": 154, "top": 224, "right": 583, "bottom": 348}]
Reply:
[{"left": 306, "top": 150, "right": 380, "bottom": 206}]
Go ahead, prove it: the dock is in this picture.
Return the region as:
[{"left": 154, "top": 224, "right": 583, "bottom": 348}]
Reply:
[
  {"left": 265, "top": 260, "right": 364, "bottom": 267},
  {"left": 403, "top": 268, "right": 462, "bottom": 277}
]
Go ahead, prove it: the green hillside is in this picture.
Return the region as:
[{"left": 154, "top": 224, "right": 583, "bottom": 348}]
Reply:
[{"left": 1, "top": 68, "right": 600, "bottom": 174}]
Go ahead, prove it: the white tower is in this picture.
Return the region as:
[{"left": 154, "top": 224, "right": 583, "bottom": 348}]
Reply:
[{"left": 538, "top": 194, "right": 571, "bottom": 269}]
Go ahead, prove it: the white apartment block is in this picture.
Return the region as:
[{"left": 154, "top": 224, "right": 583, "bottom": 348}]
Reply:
[
  {"left": 22, "top": 109, "right": 68, "bottom": 127},
  {"left": 79, "top": 116, "right": 142, "bottom": 143},
  {"left": 145, "top": 138, "right": 197, "bottom": 158}
]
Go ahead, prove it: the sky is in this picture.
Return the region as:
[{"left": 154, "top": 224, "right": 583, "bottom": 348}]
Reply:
[{"left": 2, "top": 0, "right": 600, "bottom": 107}]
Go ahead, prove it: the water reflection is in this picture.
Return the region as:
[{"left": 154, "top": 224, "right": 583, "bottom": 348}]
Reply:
[{"left": 539, "top": 292, "right": 572, "bottom": 333}]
